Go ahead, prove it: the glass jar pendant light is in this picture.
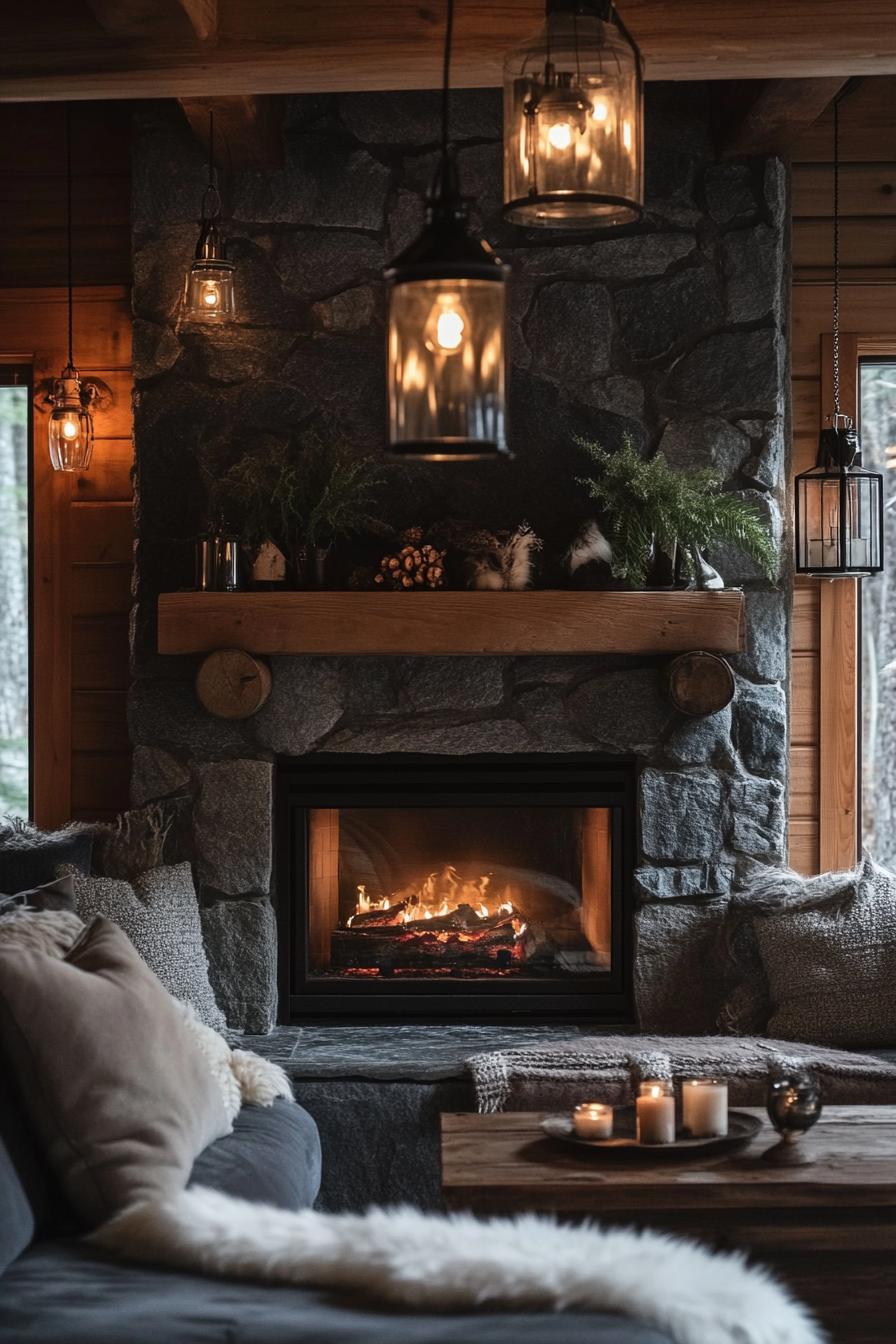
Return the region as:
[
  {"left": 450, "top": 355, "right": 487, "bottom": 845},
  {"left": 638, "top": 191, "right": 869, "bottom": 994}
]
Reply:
[
  {"left": 48, "top": 105, "right": 96, "bottom": 472},
  {"left": 384, "top": 0, "right": 510, "bottom": 460},
  {"left": 503, "top": 0, "right": 643, "bottom": 229},
  {"left": 183, "top": 111, "right": 235, "bottom": 324},
  {"left": 795, "top": 95, "right": 883, "bottom": 577}
]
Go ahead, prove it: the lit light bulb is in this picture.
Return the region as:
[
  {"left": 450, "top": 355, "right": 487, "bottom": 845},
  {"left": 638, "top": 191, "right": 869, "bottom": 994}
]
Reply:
[
  {"left": 547, "top": 121, "right": 573, "bottom": 151},
  {"left": 201, "top": 283, "right": 220, "bottom": 308},
  {"left": 592, "top": 99, "right": 609, "bottom": 122},
  {"left": 424, "top": 294, "right": 469, "bottom": 356},
  {"left": 61, "top": 418, "right": 79, "bottom": 440}
]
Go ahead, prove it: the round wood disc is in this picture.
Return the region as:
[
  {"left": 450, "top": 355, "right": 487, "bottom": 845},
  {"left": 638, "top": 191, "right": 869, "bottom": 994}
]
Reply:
[
  {"left": 668, "top": 650, "right": 735, "bottom": 717},
  {"left": 196, "top": 649, "right": 272, "bottom": 720}
]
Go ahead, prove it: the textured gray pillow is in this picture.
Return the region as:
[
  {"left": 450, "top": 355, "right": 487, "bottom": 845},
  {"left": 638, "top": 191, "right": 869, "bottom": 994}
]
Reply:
[
  {"left": 754, "top": 857, "right": 896, "bottom": 1047},
  {"left": 73, "top": 863, "right": 225, "bottom": 1032}
]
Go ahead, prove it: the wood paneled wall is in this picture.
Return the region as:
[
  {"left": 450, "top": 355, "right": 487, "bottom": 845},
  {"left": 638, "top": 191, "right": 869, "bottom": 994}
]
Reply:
[{"left": 789, "top": 77, "right": 896, "bottom": 874}]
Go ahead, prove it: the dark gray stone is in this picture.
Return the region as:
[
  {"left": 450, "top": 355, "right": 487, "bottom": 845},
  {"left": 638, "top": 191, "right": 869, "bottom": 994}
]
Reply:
[
  {"left": 402, "top": 658, "right": 506, "bottom": 713},
  {"left": 128, "top": 679, "right": 257, "bottom": 757},
  {"left": 704, "top": 162, "right": 758, "bottom": 224},
  {"left": 337, "top": 659, "right": 402, "bottom": 720},
  {"left": 130, "top": 745, "right": 190, "bottom": 807},
  {"left": 734, "top": 679, "right": 787, "bottom": 779},
  {"left": 517, "top": 686, "right": 590, "bottom": 751},
  {"left": 178, "top": 327, "right": 296, "bottom": 385},
  {"left": 634, "top": 900, "right": 729, "bottom": 1033},
  {"left": 566, "top": 669, "right": 671, "bottom": 754},
  {"left": 634, "top": 862, "right": 733, "bottom": 901},
  {"left": 254, "top": 659, "right": 344, "bottom": 755},
  {"left": 273, "top": 230, "right": 384, "bottom": 301},
  {"left": 583, "top": 375, "right": 645, "bottom": 418},
  {"left": 132, "top": 319, "right": 182, "bottom": 381},
  {"left": 663, "top": 329, "right": 784, "bottom": 418},
  {"left": 525, "top": 282, "right": 612, "bottom": 384},
  {"left": 385, "top": 188, "right": 425, "bottom": 255},
  {"left": 133, "top": 225, "right": 197, "bottom": 323},
  {"left": 640, "top": 767, "right": 724, "bottom": 862},
  {"left": 729, "top": 775, "right": 786, "bottom": 861},
  {"left": 193, "top": 759, "right": 273, "bottom": 895},
  {"left": 312, "top": 285, "right": 378, "bottom": 333},
  {"left": 665, "top": 706, "right": 734, "bottom": 766},
  {"left": 339, "top": 88, "right": 500, "bottom": 146},
  {"left": 764, "top": 158, "right": 788, "bottom": 229},
  {"left": 722, "top": 225, "right": 784, "bottom": 323},
  {"left": 201, "top": 898, "right": 278, "bottom": 1034},
  {"left": 512, "top": 232, "right": 697, "bottom": 279},
  {"left": 657, "top": 416, "right": 750, "bottom": 481},
  {"left": 616, "top": 266, "right": 724, "bottom": 362},
  {"left": 705, "top": 489, "right": 782, "bottom": 586},
  {"left": 234, "top": 143, "right": 390, "bottom": 229},
  {"left": 734, "top": 591, "right": 788, "bottom": 682},
  {"left": 327, "top": 718, "right": 538, "bottom": 754}
]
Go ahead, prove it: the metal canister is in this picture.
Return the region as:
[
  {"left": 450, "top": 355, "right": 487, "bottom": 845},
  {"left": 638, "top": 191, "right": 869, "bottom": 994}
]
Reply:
[
  {"left": 216, "top": 534, "right": 243, "bottom": 591},
  {"left": 195, "top": 533, "right": 218, "bottom": 591}
]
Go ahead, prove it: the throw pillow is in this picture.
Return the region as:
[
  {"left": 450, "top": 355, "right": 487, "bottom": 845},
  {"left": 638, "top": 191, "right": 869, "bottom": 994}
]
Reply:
[
  {"left": 0, "top": 875, "right": 76, "bottom": 916},
  {"left": 72, "top": 863, "right": 226, "bottom": 1031},
  {"left": 0, "top": 820, "right": 92, "bottom": 894},
  {"left": 754, "top": 856, "right": 896, "bottom": 1047},
  {"left": 0, "top": 917, "right": 233, "bottom": 1227}
]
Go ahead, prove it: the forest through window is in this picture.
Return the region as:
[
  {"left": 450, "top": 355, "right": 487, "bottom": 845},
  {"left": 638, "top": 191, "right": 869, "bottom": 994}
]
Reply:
[{"left": 0, "top": 382, "right": 28, "bottom": 817}]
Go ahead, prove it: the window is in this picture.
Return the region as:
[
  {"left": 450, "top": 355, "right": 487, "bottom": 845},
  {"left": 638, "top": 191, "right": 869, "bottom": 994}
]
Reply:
[
  {"left": 0, "top": 367, "right": 30, "bottom": 818},
  {"left": 860, "top": 358, "right": 896, "bottom": 861}
]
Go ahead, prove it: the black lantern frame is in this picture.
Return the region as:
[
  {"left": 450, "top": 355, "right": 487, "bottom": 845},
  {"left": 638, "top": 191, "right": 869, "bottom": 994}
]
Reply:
[{"left": 795, "top": 423, "right": 884, "bottom": 577}]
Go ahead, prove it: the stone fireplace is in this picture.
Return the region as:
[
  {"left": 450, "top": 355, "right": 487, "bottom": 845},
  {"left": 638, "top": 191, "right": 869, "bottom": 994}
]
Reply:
[
  {"left": 276, "top": 755, "right": 635, "bottom": 1019},
  {"left": 128, "top": 82, "right": 790, "bottom": 1033}
]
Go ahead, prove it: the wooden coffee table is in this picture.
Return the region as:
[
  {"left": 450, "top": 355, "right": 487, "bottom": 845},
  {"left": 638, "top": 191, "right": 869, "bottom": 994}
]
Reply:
[{"left": 442, "top": 1107, "right": 896, "bottom": 1343}]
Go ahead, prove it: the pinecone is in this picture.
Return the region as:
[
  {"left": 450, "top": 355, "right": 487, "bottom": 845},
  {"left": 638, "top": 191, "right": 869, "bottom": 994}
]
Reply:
[{"left": 373, "top": 540, "right": 447, "bottom": 590}]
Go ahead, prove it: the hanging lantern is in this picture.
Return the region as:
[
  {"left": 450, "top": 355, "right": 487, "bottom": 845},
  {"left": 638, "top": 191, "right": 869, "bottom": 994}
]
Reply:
[
  {"left": 183, "top": 112, "right": 235, "bottom": 324},
  {"left": 502, "top": 0, "right": 643, "bottom": 230},
  {"left": 384, "top": 0, "right": 509, "bottom": 460},
  {"left": 794, "top": 95, "right": 884, "bottom": 578}
]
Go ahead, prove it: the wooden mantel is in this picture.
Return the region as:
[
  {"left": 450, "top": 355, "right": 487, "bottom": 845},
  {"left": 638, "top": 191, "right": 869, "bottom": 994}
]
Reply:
[{"left": 157, "top": 590, "right": 746, "bottom": 657}]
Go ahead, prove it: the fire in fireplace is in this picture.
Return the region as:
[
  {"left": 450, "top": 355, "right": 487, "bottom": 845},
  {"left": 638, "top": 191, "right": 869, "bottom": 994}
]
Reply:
[{"left": 276, "top": 756, "right": 635, "bottom": 1020}]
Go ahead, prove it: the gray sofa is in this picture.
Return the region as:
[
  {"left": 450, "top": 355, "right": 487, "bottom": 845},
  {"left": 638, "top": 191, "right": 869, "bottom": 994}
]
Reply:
[{"left": 0, "top": 1069, "right": 672, "bottom": 1344}]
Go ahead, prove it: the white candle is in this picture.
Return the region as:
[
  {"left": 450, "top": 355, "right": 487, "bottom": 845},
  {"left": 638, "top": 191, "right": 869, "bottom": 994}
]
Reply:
[
  {"left": 573, "top": 1102, "right": 613, "bottom": 1139},
  {"left": 682, "top": 1079, "right": 728, "bottom": 1137},
  {"left": 636, "top": 1082, "right": 675, "bottom": 1144}
]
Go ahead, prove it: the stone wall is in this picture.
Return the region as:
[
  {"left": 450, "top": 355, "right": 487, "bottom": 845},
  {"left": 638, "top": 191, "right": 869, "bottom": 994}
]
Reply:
[{"left": 129, "top": 84, "right": 790, "bottom": 1030}]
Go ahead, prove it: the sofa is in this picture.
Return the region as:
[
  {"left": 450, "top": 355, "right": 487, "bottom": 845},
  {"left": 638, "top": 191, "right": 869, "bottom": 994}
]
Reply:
[{"left": 0, "top": 1070, "right": 673, "bottom": 1344}]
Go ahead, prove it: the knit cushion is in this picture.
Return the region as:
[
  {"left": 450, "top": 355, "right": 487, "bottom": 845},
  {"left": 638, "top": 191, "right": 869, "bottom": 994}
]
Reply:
[{"left": 72, "top": 863, "right": 225, "bottom": 1031}]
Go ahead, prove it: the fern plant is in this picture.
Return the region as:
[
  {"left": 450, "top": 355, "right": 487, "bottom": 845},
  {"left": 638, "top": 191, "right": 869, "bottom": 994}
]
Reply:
[{"left": 575, "top": 435, "right": 777, "bottom": 588}]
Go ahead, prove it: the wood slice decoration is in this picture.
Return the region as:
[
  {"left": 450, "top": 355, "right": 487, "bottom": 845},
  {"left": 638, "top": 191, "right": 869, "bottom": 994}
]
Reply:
[
  {"left": 668, "top": 650, "right": 735, "bottom": 717},
  {"left": 196, "top": 649, "right": 272, "bottom": 719}
]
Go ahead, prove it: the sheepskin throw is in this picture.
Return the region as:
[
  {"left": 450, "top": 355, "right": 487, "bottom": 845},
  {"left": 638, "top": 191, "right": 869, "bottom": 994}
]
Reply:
[
  {"left": 72, "top": 862, "right": 225, "bottom": 1030},
  {"left": 92, "top": 1189, "right": 821, "bottom": 1344},
  {"left": 467, "top": 1033, "right": 896, "bottom": 1113}
]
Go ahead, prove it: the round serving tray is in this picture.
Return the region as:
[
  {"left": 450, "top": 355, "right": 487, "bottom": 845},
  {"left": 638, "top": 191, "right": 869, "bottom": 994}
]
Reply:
[{"left": 541, "top": 1107, "right": 762, "bottom": 1158}]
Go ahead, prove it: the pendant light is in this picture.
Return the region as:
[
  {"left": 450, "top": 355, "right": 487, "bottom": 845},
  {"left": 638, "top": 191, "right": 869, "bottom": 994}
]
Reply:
[
  {"left": 48, "top": 105, "right": 96, "bottom": 473},
  {"left": 794, "top": 96, "right": 884, "bottom": 577},
  {"left": 384, "top": 0, "right": 510, "bottom": 460},
  {"left": 502, "top": 0, "right": 643, "bottom": 230},
  {"left": 182, "top": 111, "right": 235, "bottom": 324}
]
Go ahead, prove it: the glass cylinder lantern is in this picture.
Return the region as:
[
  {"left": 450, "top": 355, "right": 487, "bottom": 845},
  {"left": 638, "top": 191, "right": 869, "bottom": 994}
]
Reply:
[
  {"left": 48, "top": 365, "right": 94, "bottom": 473},
  {"left": 183, "top": 220, "right": 235, "bottom": 324},
  {"left": 795, "top": 418, "right": 884, "bottom": 577},
  {"left": 385, "top": 156, "right": 509, "bottom": 460},
  {"left": 503, "top": 0, "right": 643, "bottom": 229}
]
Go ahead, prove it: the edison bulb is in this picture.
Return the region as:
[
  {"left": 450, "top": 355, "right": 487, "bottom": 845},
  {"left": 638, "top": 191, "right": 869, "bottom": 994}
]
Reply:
[
  {"left": 547, "top": 121, "right": 573, "bottom": 151},
  {"left": 61, "top": 417, "right": 79, "bottom": 440},
  {"left": 424, "top": 294, "right": 469, "bottom": 355},
  {"left": 201, "top": 282, "right": 220, "bottom": 308}
]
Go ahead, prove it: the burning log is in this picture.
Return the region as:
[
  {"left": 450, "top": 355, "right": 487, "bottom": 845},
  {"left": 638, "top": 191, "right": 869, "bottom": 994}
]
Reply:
[
  {"left": 346, "top": 899, "right": 410, "bottom": 928},
  {"left": 330, "top": 907, "right": 525, "bottom": 970}
]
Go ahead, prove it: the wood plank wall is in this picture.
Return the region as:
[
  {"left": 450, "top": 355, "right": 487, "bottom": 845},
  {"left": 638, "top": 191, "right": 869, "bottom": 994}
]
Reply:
[
  {"left": 0, "top": 103, "right": 133, "bottom": 826},
  {"left": 788, "top": 77, "right": 896, "bottom": 874}
]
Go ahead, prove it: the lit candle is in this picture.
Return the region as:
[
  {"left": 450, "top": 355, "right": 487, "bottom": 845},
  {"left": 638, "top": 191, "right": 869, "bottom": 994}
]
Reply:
[
  {"left": 636, "top": 1081, "right": 675, "bottom": 1144},
  {"left": 573, "top": 1102, "right": 613, "bottom": 1139},
  {"left": 682, "top": 1079, "right": 728, "bottom": 1137}
]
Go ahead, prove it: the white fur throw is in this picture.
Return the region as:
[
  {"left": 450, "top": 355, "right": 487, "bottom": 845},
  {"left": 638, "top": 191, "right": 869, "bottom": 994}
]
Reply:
[{"left": 92, "top": 1189, "right": 821, "bottom": 1344}]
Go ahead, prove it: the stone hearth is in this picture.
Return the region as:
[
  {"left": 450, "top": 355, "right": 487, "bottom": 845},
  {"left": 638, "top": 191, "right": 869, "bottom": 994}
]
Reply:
[{"left": 128, "top": 83, "right": 790, "bottom": 1031}]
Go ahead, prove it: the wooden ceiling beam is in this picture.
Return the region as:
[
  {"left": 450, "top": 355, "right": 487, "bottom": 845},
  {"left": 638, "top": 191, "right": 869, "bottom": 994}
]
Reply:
[
  {"left": 5, "top": 1, "right": 896, "bottom": 102},
  {"left": 719, "top": 78, "right": 848, "bottom": 158},
  {"left": 85, "top": 0, "right": 217, "bottom": 43},
  {"left": 179, "top": 95, "right": 284, "bottom": 170}
]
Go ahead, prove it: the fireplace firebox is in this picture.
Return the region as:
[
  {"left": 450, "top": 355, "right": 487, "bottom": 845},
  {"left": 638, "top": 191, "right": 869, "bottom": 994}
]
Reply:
[{"left": 275, "top": 755, "right": 635, "bottom": 1020}]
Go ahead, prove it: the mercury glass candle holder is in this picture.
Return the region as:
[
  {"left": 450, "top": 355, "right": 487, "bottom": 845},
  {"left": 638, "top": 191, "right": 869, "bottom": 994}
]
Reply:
[{"left": 764, "top": 1069, "right": 822, "bottom": 1165}]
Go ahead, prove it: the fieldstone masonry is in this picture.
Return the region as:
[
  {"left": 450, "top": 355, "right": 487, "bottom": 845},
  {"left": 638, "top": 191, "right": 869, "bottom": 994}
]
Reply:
[{"left": 129, "top": 84, "right": 790, "bottom": 1031}]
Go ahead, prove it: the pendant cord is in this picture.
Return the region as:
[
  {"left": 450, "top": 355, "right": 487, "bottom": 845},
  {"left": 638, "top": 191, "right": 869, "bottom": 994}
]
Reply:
[
  {"left": 65, "top": 102, "right": 74, "bottom": 369},
  {"left": 832, "top": 95, "right": 841, "bottom": 420},
  {"left": 441, "top": 0, "right": 454, "bottom": 155}
]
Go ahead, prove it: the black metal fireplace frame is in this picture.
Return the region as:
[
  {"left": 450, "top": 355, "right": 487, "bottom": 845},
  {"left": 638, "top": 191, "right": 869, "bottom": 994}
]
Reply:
[{"left": 274, "top": 753, "right": 636, "bottom": 1022}]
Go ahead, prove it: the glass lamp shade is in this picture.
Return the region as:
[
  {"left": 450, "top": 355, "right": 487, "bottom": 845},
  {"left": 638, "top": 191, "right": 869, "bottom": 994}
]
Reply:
[
  {"left": 48, "top": 369, "right": 94, "bottom": 472},
  {"left": 795, "top": 464, "right": 884, "bottom": 576},
  {"left": 183, "top": 259, "right": 236, "bottom": 323},
  {"left": 503, "top": 0, "right": 643, "bottom": 229}
]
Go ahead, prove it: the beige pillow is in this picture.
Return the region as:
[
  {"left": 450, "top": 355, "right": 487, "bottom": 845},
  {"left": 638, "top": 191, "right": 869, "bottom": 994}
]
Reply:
[{"left": 0, "top": 917, "right": 232, "bottom": 1227}]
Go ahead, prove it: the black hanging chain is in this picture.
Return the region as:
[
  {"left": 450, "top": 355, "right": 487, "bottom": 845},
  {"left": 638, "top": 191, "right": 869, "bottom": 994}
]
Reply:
[
  {"left": 831, "top": 95, "right": 841, "bottom": 421},
  {"left": 65, "top": 102, "right": 74, "bottom": 370},
  {"left": 201, "top": 110, "right": 221, "bottom": 223},
  {"left": 440, "top": 0, "right": 455, "bottom": 155}
]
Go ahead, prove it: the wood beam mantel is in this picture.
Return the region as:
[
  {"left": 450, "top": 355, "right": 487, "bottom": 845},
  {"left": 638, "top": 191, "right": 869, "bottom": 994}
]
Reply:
[
  {"left": 6, "top": 1, "right": 896, "bottom": 102},
  {"left": 179, "top": 95, "right": 284, "bottom": 170}
]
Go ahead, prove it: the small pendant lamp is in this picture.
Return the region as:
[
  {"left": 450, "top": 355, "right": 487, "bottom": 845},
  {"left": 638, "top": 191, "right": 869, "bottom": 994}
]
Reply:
[
  {"left": 794, "top": 96, "right": 884, "bottom": 577},
  {"left": 182, "top": 111, "right": 235, "bottom": 324},
  {"left": 384, "top": 0, "right": 510, "bottom": 460},
  {"left": 502, "top": 0, "right": 643, "bottom": 230},
  {"left": 48, "top": 106, "right": 96, "bottom": 473}
]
